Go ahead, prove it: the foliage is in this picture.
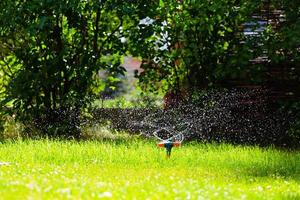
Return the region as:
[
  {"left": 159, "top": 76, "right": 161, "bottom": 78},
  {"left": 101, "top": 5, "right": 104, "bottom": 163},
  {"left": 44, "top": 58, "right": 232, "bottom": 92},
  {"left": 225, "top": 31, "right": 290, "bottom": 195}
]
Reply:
[
  {"left": 0, "top": 0, "right": 158, "bottom": 137},
  {"left": 266, "top": 1, "right": 300, "bottom": 91},
  {"left": 268, "top": 1, "right": 300, "bottom": 61},
  {"left": 264, "top": 1, "right": 300, "bottom": 136},
  {"left": 95, "top": 89, "right": 163, "bottom": 108},
  {"left": 0, "top": 116, "right": 24, "bottom": 140},
  {"left": 284, "top": 102, "right": 300, "bottom": 141},
  {"left": 131, "top": 0, "right": 262, "bottom": 93}
]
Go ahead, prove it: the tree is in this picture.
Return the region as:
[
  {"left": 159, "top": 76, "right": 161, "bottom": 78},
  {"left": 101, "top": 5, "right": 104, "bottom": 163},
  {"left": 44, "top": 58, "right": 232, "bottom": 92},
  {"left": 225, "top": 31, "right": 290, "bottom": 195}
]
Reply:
[
  {"left": 0, "top": 0, "right": 158, "bottom": 138},
  {"left": 131, "top": 0, "right": 263, "bottom": 94},
  {"left": 266, "top": 1, "right": 300, "bottom": 91}
]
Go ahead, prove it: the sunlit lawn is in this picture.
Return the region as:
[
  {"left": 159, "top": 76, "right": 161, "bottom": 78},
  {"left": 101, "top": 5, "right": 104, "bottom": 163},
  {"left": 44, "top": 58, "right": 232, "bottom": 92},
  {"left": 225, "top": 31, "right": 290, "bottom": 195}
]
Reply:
[{"left": 0, "top": 137, "right": 300, "bottom": 199}]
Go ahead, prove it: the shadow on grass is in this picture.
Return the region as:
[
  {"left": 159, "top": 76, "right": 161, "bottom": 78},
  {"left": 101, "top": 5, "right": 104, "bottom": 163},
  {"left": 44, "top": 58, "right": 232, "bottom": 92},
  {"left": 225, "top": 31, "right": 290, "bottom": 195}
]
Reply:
[
  {"left": 183, "top": 141, "right": 300, "bottom": 180},
  {"left": 241, "top": 161, "right": 300, "bottom": 180}
]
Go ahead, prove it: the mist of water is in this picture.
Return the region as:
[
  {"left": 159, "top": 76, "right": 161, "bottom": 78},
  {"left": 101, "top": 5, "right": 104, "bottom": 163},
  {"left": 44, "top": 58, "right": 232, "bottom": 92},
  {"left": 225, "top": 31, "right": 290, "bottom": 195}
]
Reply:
[{"left": 94, "top": 88, "right": 294, "bottom": 147}]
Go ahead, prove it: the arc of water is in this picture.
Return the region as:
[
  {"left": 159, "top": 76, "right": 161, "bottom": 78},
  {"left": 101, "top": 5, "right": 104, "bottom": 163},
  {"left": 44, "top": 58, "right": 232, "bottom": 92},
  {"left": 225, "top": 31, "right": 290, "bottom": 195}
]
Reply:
[
  {"left": 139, "top": 113, "right": 190, "bottom": 143},
  {"left": 153, "top": 128, "right": 185, "bottom": 143}
]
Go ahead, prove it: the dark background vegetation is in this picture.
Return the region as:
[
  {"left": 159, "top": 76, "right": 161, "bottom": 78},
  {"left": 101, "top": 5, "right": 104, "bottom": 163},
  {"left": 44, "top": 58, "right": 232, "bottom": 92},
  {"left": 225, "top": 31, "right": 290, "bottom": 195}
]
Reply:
[{"left": 0, "top": 0, "right": 299, "bottom": 146}]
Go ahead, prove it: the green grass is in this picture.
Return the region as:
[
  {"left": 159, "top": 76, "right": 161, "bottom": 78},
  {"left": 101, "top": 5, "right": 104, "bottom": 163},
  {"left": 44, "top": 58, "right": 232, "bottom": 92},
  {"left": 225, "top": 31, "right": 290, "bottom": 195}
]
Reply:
[{"left": 0, "top": 138, "right": 300, "bottom": 199}]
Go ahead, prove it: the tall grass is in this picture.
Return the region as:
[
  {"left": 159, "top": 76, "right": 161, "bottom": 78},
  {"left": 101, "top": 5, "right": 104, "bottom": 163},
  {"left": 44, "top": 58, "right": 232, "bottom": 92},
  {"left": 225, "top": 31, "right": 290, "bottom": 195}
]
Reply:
[{"left": 0, "top": 138, "right": 300, "bottom": 199}]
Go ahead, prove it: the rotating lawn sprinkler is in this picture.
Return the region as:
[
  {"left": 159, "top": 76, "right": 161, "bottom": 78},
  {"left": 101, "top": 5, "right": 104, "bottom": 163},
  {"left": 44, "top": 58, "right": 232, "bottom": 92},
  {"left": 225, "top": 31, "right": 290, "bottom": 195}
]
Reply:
[
  {"left": 137, "top": 113, "right": 189, "bottom": 158},
  {"left": 156, "top": 130, "right": 184, "bottom": 158}
]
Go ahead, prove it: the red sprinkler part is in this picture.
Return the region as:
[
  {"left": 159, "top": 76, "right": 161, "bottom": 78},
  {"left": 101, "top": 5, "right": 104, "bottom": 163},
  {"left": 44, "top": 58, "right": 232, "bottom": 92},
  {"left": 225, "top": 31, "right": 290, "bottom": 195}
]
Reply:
[
  {"left": 157, "top": 141, "right": 181, "bottom": 158},
  {"left": 157, "top": 141, "right": 181, "bottom": 148}
]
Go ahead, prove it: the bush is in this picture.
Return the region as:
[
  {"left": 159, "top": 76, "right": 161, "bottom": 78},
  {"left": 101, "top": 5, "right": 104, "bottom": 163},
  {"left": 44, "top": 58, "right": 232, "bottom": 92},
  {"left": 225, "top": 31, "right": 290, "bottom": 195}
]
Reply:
[
  {"left": 286, "top": 102, "right": 300, "bottom": 146},
  {"left": 92, "top": 89, "right": 299, "bottom": 148},
  {"left": 30, "top": 108, "right": 81, "bottom": 139},
  {"left": 0, "top": 115, "right": 23, "bottom": 140}
]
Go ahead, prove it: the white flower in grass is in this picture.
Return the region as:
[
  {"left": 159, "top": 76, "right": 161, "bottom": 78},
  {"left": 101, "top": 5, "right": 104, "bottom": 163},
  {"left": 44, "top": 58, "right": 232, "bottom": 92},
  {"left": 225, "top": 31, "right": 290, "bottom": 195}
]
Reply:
[
  {"left": 57, "top": 188, "right": 71, "bottom": 195},
  {"left": 0, "top": 162, "right": 11, "bottom": 166},
  {"left": 98, "top": 191, "right": 112, "bottom": 198}
]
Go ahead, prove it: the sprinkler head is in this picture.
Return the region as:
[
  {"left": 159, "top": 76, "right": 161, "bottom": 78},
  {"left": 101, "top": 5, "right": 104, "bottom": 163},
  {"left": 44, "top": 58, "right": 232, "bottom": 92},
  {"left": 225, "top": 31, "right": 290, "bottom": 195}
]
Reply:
[{"left": 157, "top": 141, "right": 181, "bottom": 158}]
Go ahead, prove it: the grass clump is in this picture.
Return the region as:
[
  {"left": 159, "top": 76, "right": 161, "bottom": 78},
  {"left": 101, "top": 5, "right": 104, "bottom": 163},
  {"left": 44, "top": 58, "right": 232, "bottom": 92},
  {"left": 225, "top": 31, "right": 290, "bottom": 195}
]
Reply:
[{"left": 0, "top": 138, "right": 300, "bottom": 199}]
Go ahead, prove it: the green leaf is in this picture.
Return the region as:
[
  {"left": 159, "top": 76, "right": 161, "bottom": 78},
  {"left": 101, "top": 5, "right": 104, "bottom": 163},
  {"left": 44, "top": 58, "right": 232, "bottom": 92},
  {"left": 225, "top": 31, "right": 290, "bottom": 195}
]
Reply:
[{"left": 223, "top": 42, "right": 229, "bottom": 50}]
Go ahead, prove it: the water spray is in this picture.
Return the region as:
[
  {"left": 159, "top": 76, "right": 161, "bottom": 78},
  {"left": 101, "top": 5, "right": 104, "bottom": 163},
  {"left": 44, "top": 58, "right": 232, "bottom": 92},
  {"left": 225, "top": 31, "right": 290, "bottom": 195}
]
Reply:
[
  {"left": 138, "top": 114, "right": 188, "bottom": 158},
  {"left": 154, "top": 128, "right": 184, "bottom": 158}
]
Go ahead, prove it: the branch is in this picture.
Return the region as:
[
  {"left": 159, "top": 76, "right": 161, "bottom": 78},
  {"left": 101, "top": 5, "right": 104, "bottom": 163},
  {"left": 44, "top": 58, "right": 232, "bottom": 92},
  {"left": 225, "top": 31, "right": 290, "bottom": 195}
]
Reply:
[
  {"left": 93, "top": 8, "right": 101, "bottom": 56},
  {"left": 1, "top": 59, "right": 14, "bottom": 77},
  {"left": 99, "top": 19, "right": 123, "bottom": 54}
]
